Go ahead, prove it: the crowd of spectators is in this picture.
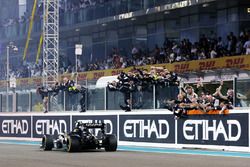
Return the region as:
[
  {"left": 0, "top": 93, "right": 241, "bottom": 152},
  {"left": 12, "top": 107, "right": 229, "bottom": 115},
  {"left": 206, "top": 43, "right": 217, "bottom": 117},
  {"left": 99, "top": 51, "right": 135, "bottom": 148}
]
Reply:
[
  {"left": 166, "top": 80, "right": 239, "bottom": 119},
  {"left": 107, "top": 66, "right": 247, "bottom": 114},
  {"left": 0, "top": 30, "right": 249, "bottom": 80},
  {"left": 70, "top": 30, "right": 250, "bottom": 73},
  {"left": 0, "top": 61, "right": 43, "bottom": 80}
]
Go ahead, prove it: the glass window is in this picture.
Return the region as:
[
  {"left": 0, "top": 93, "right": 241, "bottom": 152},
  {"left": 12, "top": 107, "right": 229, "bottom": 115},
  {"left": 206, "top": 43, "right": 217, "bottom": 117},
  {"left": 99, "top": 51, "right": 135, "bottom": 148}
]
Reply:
[
  {"left": 155, "top": 85, "right": 179, "bottom": 109},
  {"left": 87, "top": 88, "right": 105, "bottom": 110},
  {"left": 236, "top": 79, "right": 250, "bottom": 107},
  {"left": 31, "top": 91, "right": 43, "bottom": 112},
  {"left": 17, "top": 92, "right": 30, "bottom": 112},
  {"left": 107, "top": 90, "right": 124, "bottom": 110},
  {"left": 2, "top": 94, "right": 13, "bottom": 112},
  {"left": 132, "top": 86, "right": 154, "bottom": 109},
  {"left": 49, "top": 91, "right": 65, "bottom": 112}
]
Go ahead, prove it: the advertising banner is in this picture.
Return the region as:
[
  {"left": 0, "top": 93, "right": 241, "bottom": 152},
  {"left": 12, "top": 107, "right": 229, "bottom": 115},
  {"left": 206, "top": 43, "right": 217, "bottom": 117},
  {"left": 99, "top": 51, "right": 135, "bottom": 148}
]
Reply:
[
  {"left": 177, "top": 113, "right": 249, "bottom": 147},
  {"left": 0, "top": 112, "right": 249, "bottom": 150},
  {"left": 0, "top": 116, "right": 31, "bottom": 137},
  {"left": 32, "top": 115, "right": 70, "bottom": 138},
  {"left": 11, "top": 55, "right": 250, "bottom": 87},
  {"left": 119, "top": 114, "right": 175, "bottom": 143}
]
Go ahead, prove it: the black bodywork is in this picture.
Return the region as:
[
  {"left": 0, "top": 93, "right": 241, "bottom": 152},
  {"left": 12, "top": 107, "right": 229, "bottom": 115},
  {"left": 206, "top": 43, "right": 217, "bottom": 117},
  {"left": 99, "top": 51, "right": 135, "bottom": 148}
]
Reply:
[{"left": 41, "top": 122, "right": 117, "bottom": 152}]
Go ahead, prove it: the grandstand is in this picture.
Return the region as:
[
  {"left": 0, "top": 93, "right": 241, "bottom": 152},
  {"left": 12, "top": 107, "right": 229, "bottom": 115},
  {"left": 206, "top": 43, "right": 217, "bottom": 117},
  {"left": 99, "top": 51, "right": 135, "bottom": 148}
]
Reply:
[{"left": 0, "top": 0, "right": 249, "bottom": 112}]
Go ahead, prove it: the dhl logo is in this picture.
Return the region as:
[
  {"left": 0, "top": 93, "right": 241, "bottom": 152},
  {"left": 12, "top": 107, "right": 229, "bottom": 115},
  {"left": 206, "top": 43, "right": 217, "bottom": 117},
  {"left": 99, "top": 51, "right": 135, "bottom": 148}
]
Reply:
[
  {"left": 199, "top": 61, "right": 216, "bottom": 70},
  {"left": 226, "top": 58, "right": 245, "bottom": 67},
  {"left": 174, "top": 64, "right": 190, "bottom": 72}
]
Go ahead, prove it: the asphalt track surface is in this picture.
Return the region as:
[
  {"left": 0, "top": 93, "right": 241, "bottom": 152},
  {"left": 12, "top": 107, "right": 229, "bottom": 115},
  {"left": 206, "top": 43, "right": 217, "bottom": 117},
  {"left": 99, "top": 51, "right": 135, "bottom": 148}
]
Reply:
[{"left": 0, "top": 143, "right": 250, "bottom": 167}]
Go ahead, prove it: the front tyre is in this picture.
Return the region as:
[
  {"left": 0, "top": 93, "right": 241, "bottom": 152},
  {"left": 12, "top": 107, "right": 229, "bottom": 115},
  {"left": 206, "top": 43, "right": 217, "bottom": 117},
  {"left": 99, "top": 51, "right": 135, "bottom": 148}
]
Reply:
[
  {"left": 66, "top": 136, "right": 80, "bottom": 152},
  {"left": 104, "top": 135, "right": 117, "bottom": 152},
  {"left": 41, "top": 135, "right": 54, "bottom": 151}
]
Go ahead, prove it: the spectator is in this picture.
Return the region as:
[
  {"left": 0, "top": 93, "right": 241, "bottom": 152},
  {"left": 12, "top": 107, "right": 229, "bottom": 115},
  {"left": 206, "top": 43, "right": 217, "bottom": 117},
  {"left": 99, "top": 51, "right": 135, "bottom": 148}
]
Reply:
[
  {"left": 243, "top": 36, "right": 250, "bottom": 55},
  {"left": 1, "top": 28, "right": 250, "bottom": 80},
  {"left": 131, "top": 46, "right": 139, "bottom": 59},
  {"left": 209, "top": 46, "right": 217, "bottom": 59},
  {"left": 236, "top": 36, "right": 244, "bottom": 55}
]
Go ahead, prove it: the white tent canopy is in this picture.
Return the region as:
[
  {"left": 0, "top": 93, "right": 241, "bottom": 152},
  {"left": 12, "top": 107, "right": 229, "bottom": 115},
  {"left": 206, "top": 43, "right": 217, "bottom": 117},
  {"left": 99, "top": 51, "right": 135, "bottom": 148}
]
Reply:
[{"left": 95, "top": 75, "right": 118, "bottom": 88}]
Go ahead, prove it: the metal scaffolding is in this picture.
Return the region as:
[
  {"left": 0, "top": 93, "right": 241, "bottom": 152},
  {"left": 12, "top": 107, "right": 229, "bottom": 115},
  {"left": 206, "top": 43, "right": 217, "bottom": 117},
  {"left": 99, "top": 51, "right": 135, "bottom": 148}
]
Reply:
[{"left": 43, "top": 0, "right": 59, "bottom": 86}]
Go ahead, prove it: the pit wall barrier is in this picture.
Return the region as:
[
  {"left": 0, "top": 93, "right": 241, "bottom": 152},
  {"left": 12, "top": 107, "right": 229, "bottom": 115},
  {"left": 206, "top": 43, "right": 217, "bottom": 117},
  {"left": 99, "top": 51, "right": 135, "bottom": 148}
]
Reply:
[{"left": 0, "top": 109, "right": 249, "bottom": 152}]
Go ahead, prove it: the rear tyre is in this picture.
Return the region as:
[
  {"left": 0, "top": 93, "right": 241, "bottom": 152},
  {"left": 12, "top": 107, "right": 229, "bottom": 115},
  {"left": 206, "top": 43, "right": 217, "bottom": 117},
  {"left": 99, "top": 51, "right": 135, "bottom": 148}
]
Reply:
[
  {"left": 104, "top": 135, "right": 117, "bottom": 152},
  {"left": 41, "top": 135, "right": 54, "bottom": 151},
  {"left": 67, "top": 136, "right": 80, "bottom": 152}
]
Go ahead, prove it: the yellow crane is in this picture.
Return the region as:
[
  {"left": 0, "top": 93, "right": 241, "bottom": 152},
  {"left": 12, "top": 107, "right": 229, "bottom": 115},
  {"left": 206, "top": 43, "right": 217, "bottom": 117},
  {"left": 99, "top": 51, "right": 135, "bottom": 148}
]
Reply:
[
  {"left": 22, "top": 0, "right": 38, "bottom": 60},
  {"left": 23, "top": 0, "right": 49, "bottom": 64},
  {"left": 36, "top": 34, "right": 43, "bottom": 64}
]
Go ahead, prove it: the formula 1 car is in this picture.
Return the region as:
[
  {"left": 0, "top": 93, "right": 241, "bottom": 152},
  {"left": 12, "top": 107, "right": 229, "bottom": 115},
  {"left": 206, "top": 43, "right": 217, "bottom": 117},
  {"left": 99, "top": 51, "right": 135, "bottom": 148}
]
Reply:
[{"left": 40, "top": 122, "right": 117, "bottom": 152}]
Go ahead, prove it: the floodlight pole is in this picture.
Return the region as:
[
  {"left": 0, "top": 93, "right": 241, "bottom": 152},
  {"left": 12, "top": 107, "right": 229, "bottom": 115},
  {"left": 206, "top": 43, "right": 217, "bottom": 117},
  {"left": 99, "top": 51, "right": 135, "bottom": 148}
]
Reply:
[
  {"left": 75, "top": 54, "right": 78, "bottom": 84},
  {"left": 6, "top": 46, "right": 9, "bottom": 112},
  {"left": 6, "top": 43, "right": 18, "bottom": 112},
  {"left": 75, "top": 44, "right": 83, "bottom": 85}
]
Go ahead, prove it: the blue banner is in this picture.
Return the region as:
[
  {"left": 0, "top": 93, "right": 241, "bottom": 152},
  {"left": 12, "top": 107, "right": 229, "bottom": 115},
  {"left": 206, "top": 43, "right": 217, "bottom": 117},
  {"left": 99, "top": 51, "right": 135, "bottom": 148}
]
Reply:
[
  {"left": 119, "top": 114, "right": 175, "bottom": 143},
  {"left": 177, "top": 113, "right": 249, "bottom": 147},
  {"left": 0, "top": 116, "right": 31, "bottom": 137},
  {"left": 32, "top": 115, "right": 70, "bottom": 138}
]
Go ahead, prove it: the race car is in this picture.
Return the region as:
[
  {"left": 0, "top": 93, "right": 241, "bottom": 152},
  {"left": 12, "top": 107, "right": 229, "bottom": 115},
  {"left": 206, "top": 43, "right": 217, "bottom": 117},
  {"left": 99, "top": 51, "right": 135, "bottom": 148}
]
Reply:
[{"left": 40, "top": 121, "right": 117, "bottom": 152}]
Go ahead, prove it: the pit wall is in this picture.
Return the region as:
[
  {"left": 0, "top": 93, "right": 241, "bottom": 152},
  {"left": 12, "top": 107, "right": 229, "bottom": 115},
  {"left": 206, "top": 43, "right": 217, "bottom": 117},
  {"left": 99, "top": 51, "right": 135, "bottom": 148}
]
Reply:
[{"left": 0, "top": 110, "right": 249, "bottom": 152}]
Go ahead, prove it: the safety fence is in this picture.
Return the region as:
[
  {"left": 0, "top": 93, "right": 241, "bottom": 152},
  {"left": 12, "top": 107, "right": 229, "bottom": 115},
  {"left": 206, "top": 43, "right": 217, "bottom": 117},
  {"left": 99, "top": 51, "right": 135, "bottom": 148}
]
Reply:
[
  {"left": 1, "top": 76, "right": 250, "bottom": 112},
  {"left": 0, "top": 55, "right": 249, "bottom": 113},
  {"left": 0, "top": 84, "right": 179, "bottom": 112}
]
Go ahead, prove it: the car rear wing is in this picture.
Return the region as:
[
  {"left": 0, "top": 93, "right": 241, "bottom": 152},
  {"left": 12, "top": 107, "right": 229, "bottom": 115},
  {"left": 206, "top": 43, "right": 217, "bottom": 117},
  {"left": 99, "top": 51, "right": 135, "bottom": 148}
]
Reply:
[
  {"left": 75, "top": 121, "right": 105, "bottom": 129},
  {"left": 83, "top": 123, "right": 105, "bottom": 129}
]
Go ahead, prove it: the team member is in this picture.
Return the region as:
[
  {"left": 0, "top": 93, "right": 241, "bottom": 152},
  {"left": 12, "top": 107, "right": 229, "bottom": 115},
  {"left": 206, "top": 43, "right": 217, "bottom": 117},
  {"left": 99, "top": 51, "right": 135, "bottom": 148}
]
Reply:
[
  {"left": 166, "top": 93, "right": 192, "bottom": 119},
  {"left": 75, "top": 84, "right": 87, "bottom": 112},
  {"left": 213, "top": 81, "right": 234, "bottom": 114},
  {"left": 107, "top": 67, "right": 180, "bottom": 112},
  {"left": 36, "top": 86, "right": 49, "bottom": 113},
  {"left": 62, "top": 77, "right": 87, "bottom": 112}
]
